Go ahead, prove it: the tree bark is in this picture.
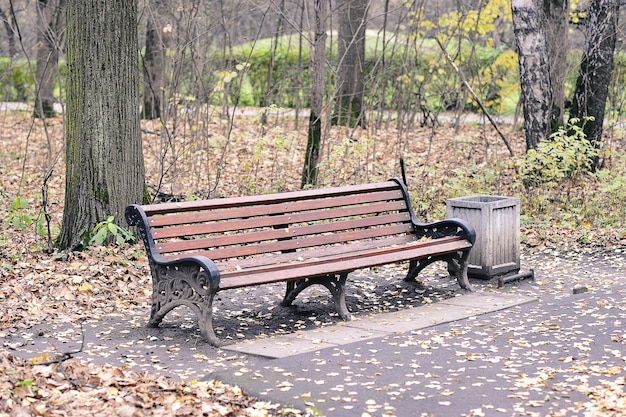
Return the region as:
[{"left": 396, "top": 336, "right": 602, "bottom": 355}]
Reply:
[
  {"left": 543, "top": 0, "right": 568, "bottom": 130},
  {"left": 332, "top": 0, "right": 368, "bottom": 128},
  {"left": 34, "top": 0, "right": 65, "bottom": 119},
  {"left": 569, "top": 0, "right": 619, "bottom": 168},
  {"left": 0, "top": 6, "right": 17, "bottom": 57},
  {"left": 58, "top": 0, "right": 145, "bottom": 249},
  {"left": 260, "top": 0, "right": 286, "bottom": 126},
  {"left": 142, "top": 0, "right": 168, "bottom": 120},
  {"left": 301, "top": 0, "right": 328, "bottom": 187},
  {"left": 511, "top": 0, "right": 553, "bottom": 150}
]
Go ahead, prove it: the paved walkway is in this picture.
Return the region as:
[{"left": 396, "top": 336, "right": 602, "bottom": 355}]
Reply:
[
  {"left": 3, "top": 250, "right": 626, "bottom": 416},
  {"left": 210, "top": 250, "right": 625, "bottom": 417},
  {"left": 222, "top": 292, "right": 536, "bottom": 359}
]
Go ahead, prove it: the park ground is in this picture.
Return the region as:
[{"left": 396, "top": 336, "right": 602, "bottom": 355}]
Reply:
[{"left": 1, "top": 109, "right": 625, "bottom": 416}]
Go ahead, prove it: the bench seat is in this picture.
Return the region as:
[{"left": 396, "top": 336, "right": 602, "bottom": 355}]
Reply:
[{"left": 126, "top": 179, "right": 476, "bottom": 346}]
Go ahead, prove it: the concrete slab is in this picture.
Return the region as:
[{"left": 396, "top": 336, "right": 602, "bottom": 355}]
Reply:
[
  {"left": 295, "top": 323, "right": 387, "bottom": 345},
  {"left": 209, "top": 253, "right": 626, "bottom": 417},
  {"left": 227, "top": 321, "right": 390, "bottom": 357},
  {"left": 345, "top": 303, "right": 481, "bottom": 333},
  {"left": 225, "top": 333, "right": 337, "bottom": 358},
  {"left": 440, "top": 291, "right": 537, "bottom": 312},
  {"left": 222, "top": 291, "right": 537, "bottom": 358}
]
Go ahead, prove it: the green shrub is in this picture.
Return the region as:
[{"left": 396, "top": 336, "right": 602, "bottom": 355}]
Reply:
[
  {"left": 5, "top": 196, "right": 48, "bottom": 237},
  {"left": 230, "top": 37, "right": 312, "bottom": 108},
  {"left": 519, "top": 118, "right": 599, "bottom": 187},
  {"left": 89, "top": 216, "right": 135, "bottom": 246},
  {"left": 0, "top": 58, "right": 67, "bottom": 103},
  {"left": 0, "top": 58, "right": 34, "bottom": 101}
]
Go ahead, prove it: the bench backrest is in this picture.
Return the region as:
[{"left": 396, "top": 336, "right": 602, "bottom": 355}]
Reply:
[{"left": 132, "top": 180, "right": 418, "bottom": 263}]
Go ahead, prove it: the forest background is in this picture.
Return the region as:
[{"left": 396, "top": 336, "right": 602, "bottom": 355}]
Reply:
[{"left": 2, "top": 0, "right": 626, "bottom": 248}]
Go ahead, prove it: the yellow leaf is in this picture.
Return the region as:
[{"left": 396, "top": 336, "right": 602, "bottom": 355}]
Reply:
[
  {"left": 606, "top": 366, "right": 622, "bottom": 375},
  {"left": 29, "top": 352, "right": 50, "bottom": 364},
  {"left": 277, "top": 381, "right": 293, "bottom": 391}
]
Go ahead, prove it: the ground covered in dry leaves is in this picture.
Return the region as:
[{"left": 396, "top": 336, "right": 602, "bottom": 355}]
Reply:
[
  {"left": 1, "top": 351, "right": 283, "bottom": 417},
  {"left": 1, "top": 108, "right": 625, "bottom": 416}
]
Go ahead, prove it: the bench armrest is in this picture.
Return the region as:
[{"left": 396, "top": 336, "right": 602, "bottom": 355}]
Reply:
[
  {"left": 152, "top": 254, "right": 222, "bottom": 292},
  {"left": 389, "top": 178, "right": 476, "bottom": 244},
  {"left": 413, "top": 217, "right": 476, "bottom": 244},
  {"left": 125, "top": 204, "right": 221, "bottom": 290}
]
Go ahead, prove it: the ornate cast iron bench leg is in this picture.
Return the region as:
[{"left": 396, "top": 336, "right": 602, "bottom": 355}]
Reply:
[
  {"left": 282, "top": 274, "right": 352, "bottom": 320},
  {"left": 405, "top": 251, "right": 473, "bottom": 292},
  {"left": 147, "top": 262, "right": 222, "bottom": 347},
  {"left": 449, "top": 249, "right": 473, "bottom": 291},
  {"left": 405, "top": 254, "right": 452, "bottom": 282}
]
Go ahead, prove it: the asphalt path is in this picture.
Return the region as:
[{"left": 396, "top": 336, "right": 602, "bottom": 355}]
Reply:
[
  {"left": 0, "top": 101, "right": 516, "bottom": 125},
  {"left": 4, "top": 249, "right": 625, "bottom": 416},
  {"left": 206, "top": 250, "right": 626, "bottom": 417}
]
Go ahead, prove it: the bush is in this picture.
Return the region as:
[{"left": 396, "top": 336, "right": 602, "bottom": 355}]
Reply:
[
  {"left": 519, "top": 118, "right": 599, "bottom": 187},
  {"left": 0, "top": 58, "right": 34, "bottom": 101},
  {"left": 230, "top": 37, "right": 312, "bottom": 108}
]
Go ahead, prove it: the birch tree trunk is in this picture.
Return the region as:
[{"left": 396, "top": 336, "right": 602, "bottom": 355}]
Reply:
[
  {"left": 569, "top": 0, "right": 619, "bottom": 168},
  {"left": 301, "top": 0, "right": 328, "bottom": 187},
  {"left": 58, "top": 0, "right": 145, "bottom": 249},
  {"left": 511, "top": 0, "right": 553, "bottom": 150}
]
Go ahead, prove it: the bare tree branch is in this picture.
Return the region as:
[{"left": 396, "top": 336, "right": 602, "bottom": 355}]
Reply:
[{"left": 435, "top": 37, "right": 514, "bottom": 157}]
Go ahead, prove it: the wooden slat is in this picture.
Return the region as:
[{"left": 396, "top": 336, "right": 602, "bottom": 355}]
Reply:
[
  {"left": 142, "top": 181, "right": 402, "bottom": 216},
  {"left": 152, "top": 199, "right": 408, "bottom": 239},
  {"left": 218, "top": 238, "right": 472, "bottom": 289},
  {"left": 156, "top": 211, "right": 412, "bottom": 254},
  {"left": 214, "top": 234, "right": 422, "bottom": 271},
  {"left": 166, "top": 223, "right": 415, "bottom": 261},
  {"left": 148, "top": 189, "right": 405, "bottom": 228},
  {"left": 220, "top": 236, "right": 465, "bottom": 277}
]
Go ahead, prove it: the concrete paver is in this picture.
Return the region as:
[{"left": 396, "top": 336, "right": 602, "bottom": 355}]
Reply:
[{"left": 224, "top": 293, "right": 537, "bottom": 359}]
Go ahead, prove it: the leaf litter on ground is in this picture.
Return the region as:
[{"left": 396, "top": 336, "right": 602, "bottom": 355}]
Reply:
[{"left": 1, "top": 110, "right": 626, "bottom": 415}]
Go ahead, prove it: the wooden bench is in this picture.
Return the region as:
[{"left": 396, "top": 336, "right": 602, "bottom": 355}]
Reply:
[{"left": 126, "top": 179, "right": 476, "bottom": 346}]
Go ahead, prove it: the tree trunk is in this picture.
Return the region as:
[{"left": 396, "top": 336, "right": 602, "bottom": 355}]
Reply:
[
  {"left": 511, "top": 0, "right": 553, "bottom": 150},
  {"left": 58, "top": 0, "right": 145, "bottom": 249},
  {"left": 569, "top": 0, "right": 619, "bottom": 168},
  {"left": 260, "top": 0, "right": 286, "bottom": 126},
  {"left": 543, "top": 0, "right": 568, "bottom": 130},
  {"left": 0, "top": 6, "right": 17, "bottom": 57},
  {"left": 294, "top": 2, "right": 306, "bottom": 131},
  {"left": 142, "top": 0, "right": 168, "bottom": 120},
  {"left": 332, "top": 0, "right": 368, "bottom": 128},
  {"left": 301, "top": 0, "right": 328, "bottom": 188},
  {"left": 34, "top": 0, "right": 65, "bottom": 119}
]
